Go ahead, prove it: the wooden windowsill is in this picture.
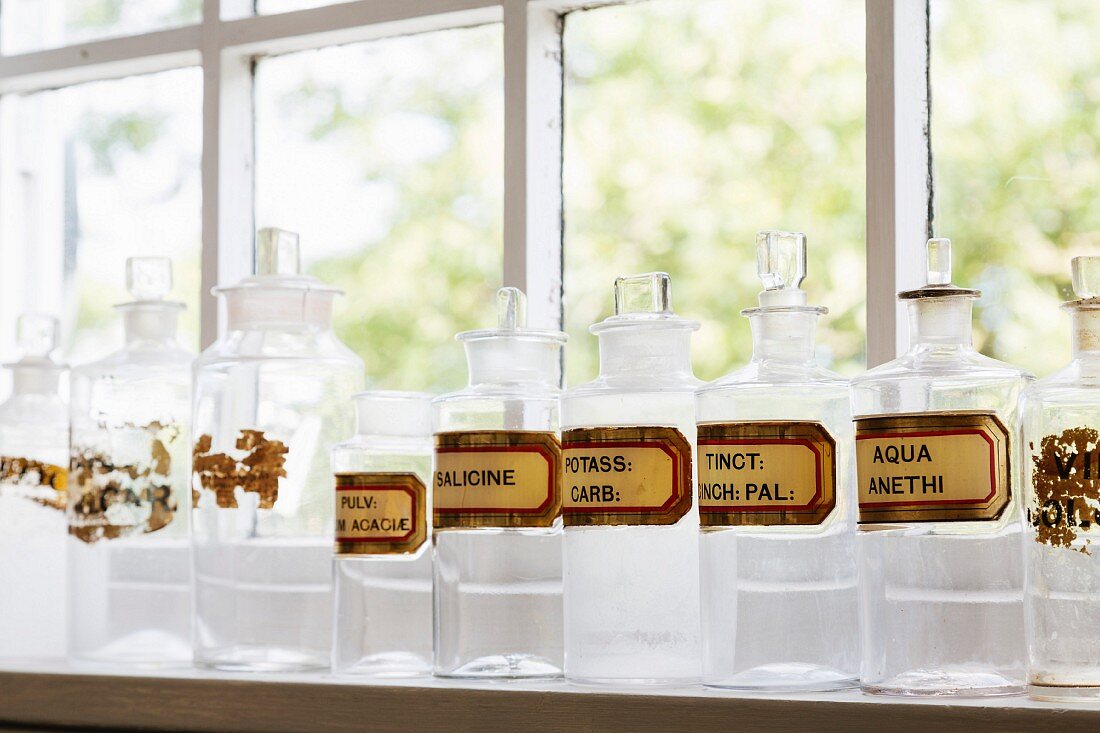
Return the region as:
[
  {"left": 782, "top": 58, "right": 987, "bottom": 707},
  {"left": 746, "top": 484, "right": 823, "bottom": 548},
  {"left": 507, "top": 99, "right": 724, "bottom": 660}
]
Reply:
[{"left": 0, "top": 660, "right": 1097, "bottom": 732}]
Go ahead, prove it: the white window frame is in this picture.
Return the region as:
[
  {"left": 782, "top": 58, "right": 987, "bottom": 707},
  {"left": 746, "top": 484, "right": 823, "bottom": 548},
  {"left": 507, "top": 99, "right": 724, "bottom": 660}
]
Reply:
[{"left": 0, "top": 0, "right": 929, "bottom": 366}]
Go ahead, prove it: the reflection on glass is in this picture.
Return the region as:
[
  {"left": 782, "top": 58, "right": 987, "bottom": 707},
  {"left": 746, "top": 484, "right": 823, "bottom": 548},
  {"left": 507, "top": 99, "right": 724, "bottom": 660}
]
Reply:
[
  {"left": 564, "top": 0, "right": 866, "bottom": 383},
  {"left": 254, "top": 24, "right": 504, "bottom": 393},
  {"left": 0, "top": 0, "right": 200, "bottom": 54},
  {"left": 0, "top": 68, "right": 202, "bottom": 365},
  {"left": 931, "top": 0, "right": 1100, "bottom": 377}
]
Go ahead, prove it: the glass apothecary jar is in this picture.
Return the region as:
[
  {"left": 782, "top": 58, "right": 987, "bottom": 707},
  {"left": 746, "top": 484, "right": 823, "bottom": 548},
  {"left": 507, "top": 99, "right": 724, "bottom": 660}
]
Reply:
[
  {"left": 0, "top": 315, "right": 68, "bottom": 659},
  {"left": 192, "top": 228, "right": 363, "bottom": 672},
  {"left": 851, "top": 238, "right": 1033, "bottom": 696},
  {"left": 432, "top": 287, "right": 565, "bottom": 678},
  {"left": 561, "top": 272, "right": 702, "bottom": 685},
  {"left": 332, "top": 391, "right": 433, "bottom": 677},
  {"left": 1021, "top": 256, "right": 1100, "bottom": 701},
  {"left": 68, "top": 258, "right": 193, "bottom": 665},
  {"left": 696, "top": 231, "right": 858, "bottom": 690}
]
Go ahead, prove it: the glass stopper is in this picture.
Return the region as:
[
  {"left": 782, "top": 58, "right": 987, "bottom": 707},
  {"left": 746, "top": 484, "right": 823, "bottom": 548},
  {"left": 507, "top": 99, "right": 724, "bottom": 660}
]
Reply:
[
  {"left": 496, "top": 287, "right": 527, "bottom": 330},
  {"left": 614, "top": 272, "right": 672, "bottom": 316},
  {"left": 16, "top": 313, "right": 58, "bottom": 358},
  {"left": 926, "top": 238, "right": 952, "bottom": 286},
  {"left": 1072, "top": 256, "right": 1100, "bottom": 299},
  {"left": 256, "top": 228, "right": 301, "bottom": 277},
  {"left": 756, "top": 230, "right": 806, "bottom": 291},
  {"left": 126, "top": 257, "right": 173, "bottom": 301}
]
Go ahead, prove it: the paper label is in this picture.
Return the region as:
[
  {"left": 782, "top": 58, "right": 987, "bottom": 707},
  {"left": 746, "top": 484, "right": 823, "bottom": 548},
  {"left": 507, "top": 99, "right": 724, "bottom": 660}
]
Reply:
[
  {"left": 562, "top": 426, "right": 692, "bottom": 527},
  {"left": 698, "top": 421, "right": 836, "bottom": 527},
  {"left": 1027, "top": 426, "right": 1100, "bottom": 552},
  {"left": 433, "top": 431, "right": 561, "bottom": 529},
  {"left": 335, "top": 473, "right": 427, "bottom": 555},
  {"left": 855, "top": 412, "right": 1011, "bottom": 524},
  {"left": 0, "top": 456, "right": 68, "bottom": 511}
]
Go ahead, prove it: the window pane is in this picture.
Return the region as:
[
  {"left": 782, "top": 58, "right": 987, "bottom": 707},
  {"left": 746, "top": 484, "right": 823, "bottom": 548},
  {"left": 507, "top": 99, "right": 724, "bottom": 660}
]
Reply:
[
  {"left": 563, "top": 0, "right": 866, "bottom": 384},
  {"left": 0, "top": 69, "right": 202, "bottom": 364},
  {"left": 931, "top": 0, "right": 1100, "bottom": 375},
  {"left": 256, "top": 0, "right": 334, "bottom": 13},
  {"left": 255, "top": 25, "right": 504, "bottom": 392},
  {"left": 1, "top": 0, "right": 200, "bottom": 54}
]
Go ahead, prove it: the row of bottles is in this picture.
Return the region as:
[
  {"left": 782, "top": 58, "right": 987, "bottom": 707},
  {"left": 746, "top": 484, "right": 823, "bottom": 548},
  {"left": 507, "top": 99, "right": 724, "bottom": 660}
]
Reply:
[{"left": 0, "top": 227, "right": 1097, "bottom": 701}]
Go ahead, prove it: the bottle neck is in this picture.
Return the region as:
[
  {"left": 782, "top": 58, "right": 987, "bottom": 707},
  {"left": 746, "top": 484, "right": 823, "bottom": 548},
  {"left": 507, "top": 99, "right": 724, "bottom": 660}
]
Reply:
[
  {"left": 1071, "top": 308, "right": 1100, "bottom": 358},
  {"left": 223, "top": 289, "right": 335, "bottom": 330},
  {"left": 121, "top": 304, "right": 182, "bottom": 349},
  {"left": 748, "top": 311, "right": 818, "bottom": 363},
  {"left": 597, "top": 327, "right": 694, "bottom": 378},
  {"left": 10, "top": 364, "right": 61, "bottom": 395},
  {"left": 464, "top": 337, "right": 562, "bottom": 387},
  {"left": 905, "top": 297, "right": 975, "bottom": 349}
]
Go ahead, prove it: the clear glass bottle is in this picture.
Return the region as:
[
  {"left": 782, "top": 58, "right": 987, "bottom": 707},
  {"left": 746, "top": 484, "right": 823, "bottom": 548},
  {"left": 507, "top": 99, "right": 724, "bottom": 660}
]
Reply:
[
  {"left": 331, "top": 391, "right": 433, "bottom": 677},
  {"left": 0, "top": 314, "right": 68, "bottom": 660},
  {"left": 696, "top": 231, "right": 858, "bottom": 690},
  {"left": 561, "top": 272, "right": 702, "bottom": 685},
  {"left": 68, "top": 258, "right": 193, "bottom": 666},
  {"left": 851, "top": 238, "right": 1033, "bottom": 696},
  {"left": 1020, "top": 256, "right": 1100, "bottom": 700},
  {"left": 432, "top": 287, "right": 565, "bottom": 678},
  {"left": 192, "top": 228, "right": 363, "bottom": 672}
]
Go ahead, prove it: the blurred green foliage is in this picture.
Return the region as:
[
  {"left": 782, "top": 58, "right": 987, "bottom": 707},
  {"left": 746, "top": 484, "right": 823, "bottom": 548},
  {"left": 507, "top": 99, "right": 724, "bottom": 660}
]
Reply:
[
  {"left": 563, "top": 0, "right": 866, "bottom": 383},
  {"left": 932, "top": 0, "right": 1100, "bottom": 376}
]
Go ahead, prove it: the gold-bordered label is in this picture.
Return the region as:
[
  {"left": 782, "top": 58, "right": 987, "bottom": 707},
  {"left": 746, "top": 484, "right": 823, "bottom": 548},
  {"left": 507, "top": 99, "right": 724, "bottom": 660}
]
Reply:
[
  {"left": 1027, "top": 426, "right": 1100, "bottom": 552},
  {"left": 855, "top": 411, "right": 1010, "bottom": 524},
  {"left": 698, "top": 421, "right": 836, "bottom": 527},
  {"left": 335, "top": 473, "right": 427, "bottom": 555},
  {"left": 562, "top": 426, "right": 692, "bottom": 527},
  {"left": 433, "top": 431, "right": 561, "bottom": 529}
]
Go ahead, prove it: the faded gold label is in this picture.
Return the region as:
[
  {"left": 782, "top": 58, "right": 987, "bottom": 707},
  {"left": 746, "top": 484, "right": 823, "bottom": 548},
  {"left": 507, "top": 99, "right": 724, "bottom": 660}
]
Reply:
[
  {"left": 433, "top": 431, "right": 561, "bottom": 529},
  {"left": 0, "top": 456, "right": 68, "bottom": 511},
  {"left": 335, "top": 473, "right": 427, "bottom": 555},
  {"left": 698, "top": 422, "right": 836, "bottom": 527},
  {"left": 855, "top": 412, "right": 1010, "bottom": 524},
  {"left": 69, "top": 421, "right": 183, "bottom": 543},
  {"left": 562, "top": 426, "right": 692, "bottom": 527},
  {"left": 193, "top": 430, "right": 289, "bottom": 510},
  {"left": 1028, "top": 427, "right": 1100, "bottom": 553}
]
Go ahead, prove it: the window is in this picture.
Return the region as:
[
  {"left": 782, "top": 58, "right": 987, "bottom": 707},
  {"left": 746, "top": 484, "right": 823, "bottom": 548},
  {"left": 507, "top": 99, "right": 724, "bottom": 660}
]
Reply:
[
  {"left": 563, "top": 0, "right": 865, "bottom": 382},
  {"left": 930, "top": 0, "right": 1100, "bottom": 375},
  {"left": 0, "top": 0, "right": 1076, "bottom": 392},
  {"left": 254, "top": 25, "right": 504, "bottom": 391},
  {"left": 0, "top": 68, "right": 202, "bottom": 362}
]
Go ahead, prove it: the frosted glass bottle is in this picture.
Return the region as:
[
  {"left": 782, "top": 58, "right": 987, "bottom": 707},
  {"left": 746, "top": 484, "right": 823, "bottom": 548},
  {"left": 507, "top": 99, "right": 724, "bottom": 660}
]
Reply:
[
  {"left": 433, "top": 287, "right": 565, "bottom": 678},
  {"left": 68, "top": 258, "right": 193, "bottom": 666},
  {"left": 0, "top": 315, "right": 68, "bottom": 660},
  {"left": 192, "top": 228, "right": 363, "bottom": 671},
  {"left": 1020, "top": 256, "right": 1100, "bottom": 700},
  {"left": 332, "top": 391, "right": 433, "bottom": 677},
  {"left": 696, "top": 231, "right": 858, "bottom": 690},
  {"left": 851, "top": 238, "right": 1032, "bottom": 696},
  {"left": 562, "top": 272, "right": 702, "bottom": 685}
]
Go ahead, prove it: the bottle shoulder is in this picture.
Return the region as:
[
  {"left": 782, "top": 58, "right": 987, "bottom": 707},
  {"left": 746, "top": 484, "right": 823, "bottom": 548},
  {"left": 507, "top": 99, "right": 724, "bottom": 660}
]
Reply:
[
  {"left": 434, "top": 382, "right": 560, "bottom": 403},
  {"left": 853, "top": 346, "right": 1034, "bottom": 386},
  {"left": 700, "top": 360, "right": 846, "bottom": 393},
  {"left": 73, "top": 345, "right": 194, "bottom": 378},
  {"left": 565, "top": 373, "right": 703, "bottom": 398},
  {"left": 196, "top": 329, "right": 362, "bottom": 367}
]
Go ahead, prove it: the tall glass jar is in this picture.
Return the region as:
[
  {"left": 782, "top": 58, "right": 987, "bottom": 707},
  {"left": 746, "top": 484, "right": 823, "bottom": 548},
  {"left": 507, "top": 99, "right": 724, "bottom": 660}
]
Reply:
[
  {"left": 561, "top": 272, "right": 702, "bottom": 685},
  {"left": 68, "top": 258, "right": 193, "bottom": 666},
  {"left": 696, "top": 231, "right": 858, "bottom": 690},
  {"left": 192, "top": 228, "right": 363, "bottom": 672},
  {"left": 851, "top": 238, "right": 1033, "bottom": 696},
  {"left": 1021, "top": 256, "right": 1100, "bottom": 700},
  {"left": 331, "top": 391, "right": 433, "bottom": 677},
  {"left": 432, "top": 287, "right": 565, "bottom": 678},
  {"left": 0, "top": 314, "right": 68, "bottom": 659}
]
